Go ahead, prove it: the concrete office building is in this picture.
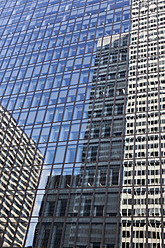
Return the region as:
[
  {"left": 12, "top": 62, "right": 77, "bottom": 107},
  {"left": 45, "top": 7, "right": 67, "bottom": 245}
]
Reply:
[{"left": 0, "top": 105, "right": 43, "bottom": 247}]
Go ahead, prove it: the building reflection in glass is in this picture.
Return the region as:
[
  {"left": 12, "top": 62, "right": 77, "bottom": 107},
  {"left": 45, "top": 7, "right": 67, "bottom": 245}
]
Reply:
[
  {"left": 120, "top": 0, "right": 165, "bottom": 247},
  {"left": 25, "top": 33, "right": 129, "bottom": 248},
  {"left": 0, "top": 105, "right": 43, "bottom": 247}
]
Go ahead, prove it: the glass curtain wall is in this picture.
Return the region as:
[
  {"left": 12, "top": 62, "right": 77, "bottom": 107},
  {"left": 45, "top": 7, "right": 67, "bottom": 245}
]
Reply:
[{"left": 4, "top": 0, "right": 163, "bottom": 247}]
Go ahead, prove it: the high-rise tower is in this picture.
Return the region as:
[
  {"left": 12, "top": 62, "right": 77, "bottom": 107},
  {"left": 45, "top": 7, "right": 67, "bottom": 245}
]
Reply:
[{"left": 121, "top": 0, "right": 165, "bottom": 247}]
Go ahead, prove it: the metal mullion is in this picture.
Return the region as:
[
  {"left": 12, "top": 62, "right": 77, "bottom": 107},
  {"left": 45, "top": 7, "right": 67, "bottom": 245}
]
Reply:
[
  {"left": 65, "top": 11, "right": 86, "bottom": 63},
  {"left": 144, "top": 1, "right": 149, "bottom": 246},
  {"left": 16, "top": 92, "right": 36, "bottom": 130},
  {"left": 4, "top": 45, "right": 48, "bottom": 123},
  {"left": 115, "top": 5, "right": 133, "bottom": 248},
  {"left": 27, "top": 45, "right": 44, "bottom": 67},
  {"left": 51, "top": 16, "right": 97, "bottom": 247},
  {"left": 57, "top": 28, "right": 70, "bottom": 59},
  {"left": 115, "top": 1, "right": 141, "bottom": 247},
  {"left": 59, "top": 112, "right": 87, "bottom": 248},
  {"left": 37, "top": 0, "right": 97, "bottom": 246},
  {"left": 2, "top": 14, "right": 40, "bottom": 49},
  {"left": 28, "top": 170, "right": 55, "bottom": 246},
  {"left": 47, "top": 8, "right": 66, "bottom": 55},
  {"left": 37, "top": 88, "right": 61, "bottom": 150},
  {"left": 27, "top": 99, "right": 45, "bottom": 129},
  {"left": 93, "top": 31, "right": 115, "bottom": 245},
  {"left": 102, "top": 12, "right": 126, "bottom": 248},
  {"left": 58, "top": 78, "right": 97, "bottom": 244},
  {"left": 58, "top": 167, "right": 78, "bottom": 248},
  {"left": 31, "top": 71, "right": 61, "bottom": 147},
  {"left": 71, "top": 161, "right": 90, "bottom": 246},
  {"left": 2, "top": 0, "right": 162, "bottom": 247},
  {"left": 76, "top": 6, "right": 109, "bottom": 248},
  {"left": 62, "top": 9, "right": 82, "bottom": 58},
  {"left": 36, "top": 28, "right": 47, "bottom": 46},
  {"left": 47, "top": 0, "right": 61, "bottom": 13},
  {"left": 47, "top": 118, "right": 77, "bottom": 247},
  {"left": 44, "top": 159, "right": 69, "bottom": 246},
  {"left": 63, "top": 0, "right": 99, "bottom": 239},
  {"left": 80, "top": 0, "right": 116, "bottom": 245},
  {"left": 23, "top": 27, "right": 51, "bottom": 65},
  {"left": 42, "top": 82, "right": 82, "bottom": 247},
  {"left": 85, "top": 9, "right": 113, "bottom": 248},
  {"left": 84, "top": 134, "right": 102, "bottom": 244},
  {"left": 25, "top": 73, "right": 38, "bottom": 95},
  {"left": 16, "top": 39, "right": 29, "bottom": 56},
  {"left": 129, "top": 1, "right": 141, "bottom": 247},
  {"left": 27, "top": 15, "right": 44, "bottom": 32},
  {"left": 10, "top": 89, "right": 27, "bottom": 113},
  {"left": 24, "top": 73, "right": 37, "bottom": 94},
  {"left": 32, "top": 109, "right": 68, "bottom": 247},
  {"left": 23, "top": 182, "right": 48, "bottom": 246},
  {"left": 29, "top": 60, "right": 61, "bottom": 131},
  {"left": 2, "top": 1, "right": 29, "bottom": 38},
  {"left": 29, "top": 175, "right": 58, "bottom": 247},
  {"left": 22, "top": 151, "right": 53, "bottom": 243},
  {"left": 1, "top": 56, "right": 10, "bottom": 69},
  {"left": 26, "top": 89, "right": 59, "bottom": 217},
  {"left": 0, "top": 90, "right": 11, "bottom": 111},
  {"left": 4, "top": 2, "right": 20, "bottom": 21},
  {"left": 156, "top": 0, "right": 164, "bottom": 246},
  {"left": 72, "top": 32, "right": 105, "bottom": 248},
  {"left": 33, "top": 70, "right": 65, "bottom": 155},
  {"left": 13, "top": 89, "right": 33, "bottom": 119},
  {"left": 27, "top": 152, "right": 55, "bottom": 248},
  {"left": 86, "top": 45, "right": 108, "bottom": 248},
  {"left": 0, "top": 83, "right": 7, "bottom": 99},
  {"left": 58, "top": 52, "right": 93, "bottom": 248}
]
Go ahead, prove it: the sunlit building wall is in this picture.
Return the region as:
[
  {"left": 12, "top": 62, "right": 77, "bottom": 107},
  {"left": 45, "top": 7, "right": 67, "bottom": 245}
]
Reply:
[
  {"left": 121, "top": 0, "right": 165, "bottom": 247},
  {"left": 0, "top": 105, "right": 43, "bottom": 247}
]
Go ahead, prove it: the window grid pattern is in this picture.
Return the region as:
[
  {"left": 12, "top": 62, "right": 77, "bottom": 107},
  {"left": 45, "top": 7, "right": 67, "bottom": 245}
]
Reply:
[
  {"left": 121, "top": 0, "right": 165, "bottom": 248},
  {"left": 3, "top": 0, "right": 165, "bottom": 247}
]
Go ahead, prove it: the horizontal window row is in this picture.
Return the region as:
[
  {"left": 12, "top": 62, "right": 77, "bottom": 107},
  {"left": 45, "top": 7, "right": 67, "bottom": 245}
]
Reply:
[
  {"left": 0, "top": 0, "right": 130, "bottom": 26},
  {"left": 0, "top": 139, "right": 122, "bottom": 166},
  {"left": 0, "top": 4, "right": 130, "bottom": 35},
  {"left": 0, "top": 70, "right": 95, "bottom": 96},
  {"left": 5, "top": 103, "right": 125, "bottom": 128},
  {"left": 0, "top": 122, "right": 123, "bottom": 145},
  {"left": 0, "top": 62, "right": 95, "bottom": 84},
  {"left": 0, "top": 91, "right": 125, "bottom": 112},
  {"left": 0, "top": 19, "right": 130, "bottom": 45},
  {"left": 0, "top": 45, "right": 128, "bottom": 72},
  {"left": 0, "top": 43, "right": 98, "bottom": 65},
  {"left": 1, "top": 88, "right": 91, "bottom": 110},
  {"left": 0, "top": 69, "right": 127, "bottom": 88},
  {"left": 0, "top": 165, "right": 120, "bottom": 191},
  {"left": 0, "top": 81, "right": 125, "bottom": 101}
]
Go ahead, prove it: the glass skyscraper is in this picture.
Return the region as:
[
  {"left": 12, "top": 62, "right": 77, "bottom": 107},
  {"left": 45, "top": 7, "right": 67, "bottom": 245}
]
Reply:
[{"left": 0, "top": 0, "right": 164, "bottom": 247}]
